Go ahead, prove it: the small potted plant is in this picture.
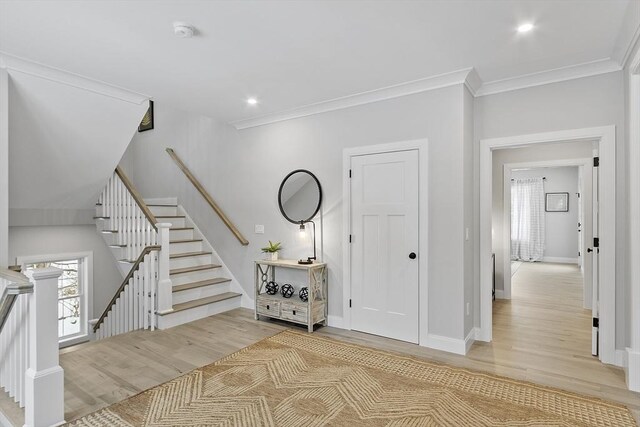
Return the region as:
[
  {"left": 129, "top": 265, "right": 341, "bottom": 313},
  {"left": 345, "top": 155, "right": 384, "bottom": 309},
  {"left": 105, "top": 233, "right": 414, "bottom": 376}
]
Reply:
[{"left": 261, "top": 241, "right": 282, "bottom": 261}]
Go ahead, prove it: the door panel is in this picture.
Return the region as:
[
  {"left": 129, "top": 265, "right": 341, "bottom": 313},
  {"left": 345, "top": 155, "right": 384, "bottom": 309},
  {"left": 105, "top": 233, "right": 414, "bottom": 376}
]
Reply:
[{"left": 350, "top": 150, "right": 419, "bottom": 343}]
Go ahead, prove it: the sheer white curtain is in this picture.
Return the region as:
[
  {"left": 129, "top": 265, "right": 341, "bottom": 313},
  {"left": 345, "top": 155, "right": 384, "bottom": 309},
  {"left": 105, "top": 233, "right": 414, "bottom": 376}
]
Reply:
[{"left": 511, "top": 177, "right": 545, "bottom": 261}]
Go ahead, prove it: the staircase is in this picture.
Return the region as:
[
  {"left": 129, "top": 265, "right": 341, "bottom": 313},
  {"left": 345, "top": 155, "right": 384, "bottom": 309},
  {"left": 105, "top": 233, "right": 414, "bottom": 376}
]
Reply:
[
  {"left": 93, "top": 169, "right": 245, "bottom": 338},
  {"left": 146, "top": 200, "right": 243, "bottom": 329}
]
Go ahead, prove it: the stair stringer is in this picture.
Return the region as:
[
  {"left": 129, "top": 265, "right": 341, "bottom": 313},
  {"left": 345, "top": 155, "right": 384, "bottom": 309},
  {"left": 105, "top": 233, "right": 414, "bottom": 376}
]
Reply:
[{"left": 177, "top": 205, "right": 253, "bottom": 309}]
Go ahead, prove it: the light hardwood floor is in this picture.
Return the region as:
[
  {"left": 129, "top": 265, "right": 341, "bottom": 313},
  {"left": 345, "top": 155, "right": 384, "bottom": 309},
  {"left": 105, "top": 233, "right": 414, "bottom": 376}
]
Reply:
[{"left": 1, "top": 262, "right": 638, "bottom": 425}]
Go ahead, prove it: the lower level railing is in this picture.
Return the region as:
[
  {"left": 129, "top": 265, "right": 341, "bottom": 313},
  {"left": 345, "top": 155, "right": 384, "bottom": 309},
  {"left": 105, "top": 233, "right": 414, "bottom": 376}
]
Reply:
[{"left": 0, "top": 267, "right": 65, "bottom": 427}]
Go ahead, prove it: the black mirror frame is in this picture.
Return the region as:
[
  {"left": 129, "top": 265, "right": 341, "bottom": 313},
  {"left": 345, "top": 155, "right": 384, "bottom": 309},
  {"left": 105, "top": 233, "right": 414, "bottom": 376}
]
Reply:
[{"left": 277, "top": 169, "right": 323, "bottom": 224}]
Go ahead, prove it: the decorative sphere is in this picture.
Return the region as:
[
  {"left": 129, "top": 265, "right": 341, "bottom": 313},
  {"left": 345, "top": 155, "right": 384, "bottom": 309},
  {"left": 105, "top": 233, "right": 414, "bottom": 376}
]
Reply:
[
  {"left": 265, "top": 281, "right": 279, "bottom": 295},
  {"left": 280, "top": 284, "right": 294, "bottom": 298},
  {"left": 299, "top": 287, "right": 309, "bottom": 302}
]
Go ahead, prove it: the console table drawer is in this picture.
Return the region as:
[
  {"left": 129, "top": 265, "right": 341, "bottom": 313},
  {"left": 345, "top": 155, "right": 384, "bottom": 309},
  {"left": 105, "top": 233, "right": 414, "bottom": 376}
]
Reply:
[
  {"left": 281, "top": 302, "right": 307, "bottom": 323},
  {"left": 257, "top": 299, "right": 280, "bottom": 317}
]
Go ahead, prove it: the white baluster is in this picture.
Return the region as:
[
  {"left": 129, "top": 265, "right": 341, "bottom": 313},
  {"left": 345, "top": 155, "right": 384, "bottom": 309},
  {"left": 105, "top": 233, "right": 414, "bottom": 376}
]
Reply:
[{"left": 156, "top": 223, "right": 173, "bottom": 317}]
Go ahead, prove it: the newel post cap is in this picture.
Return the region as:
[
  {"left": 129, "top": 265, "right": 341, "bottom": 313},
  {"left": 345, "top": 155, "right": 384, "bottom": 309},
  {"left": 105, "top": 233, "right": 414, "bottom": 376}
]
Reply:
[
  {"left": 25, "top": 267, "right": 63, "bottom": 281},
  {"left": 155, "top": 222, "right": 172, "bottom": 229}
]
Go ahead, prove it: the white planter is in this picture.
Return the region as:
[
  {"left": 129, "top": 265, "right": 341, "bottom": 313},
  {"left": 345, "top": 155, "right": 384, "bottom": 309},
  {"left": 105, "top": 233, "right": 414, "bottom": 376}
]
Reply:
[{"left": 268, "top": 252, "right": 279, "bottom": 261}]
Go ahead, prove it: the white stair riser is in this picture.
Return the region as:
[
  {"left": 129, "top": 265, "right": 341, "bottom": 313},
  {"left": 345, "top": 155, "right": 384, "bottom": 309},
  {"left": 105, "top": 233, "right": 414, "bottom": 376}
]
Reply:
[
  {"left": 172, "top": 282, "right": 231, "bottom": 304},
  {"left": 169, "top": 229, "right": 194, "bottom": 240},
  {"left": 157, "top": 296, "right": 241, "bottom": 330},
  {"left": 170, "top": 268, "right": 222, "bottom": 286},
  {"left": 170, "top": 254, "right": 213, "bottom": 270},
  {"left": 157, "top": 217, "right": 185, "bottom": 228},
  {"left": 148, "top": 206, "right": 178, "bottom": 216},
  {"left": 170, "top": 241, "right": 203, "bottom": 254}
]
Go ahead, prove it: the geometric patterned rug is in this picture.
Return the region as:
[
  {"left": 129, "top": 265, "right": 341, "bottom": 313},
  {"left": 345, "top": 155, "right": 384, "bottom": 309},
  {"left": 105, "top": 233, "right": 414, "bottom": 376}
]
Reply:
[{"left": 66, "top": 330, "right": 637, "bottom": 426}]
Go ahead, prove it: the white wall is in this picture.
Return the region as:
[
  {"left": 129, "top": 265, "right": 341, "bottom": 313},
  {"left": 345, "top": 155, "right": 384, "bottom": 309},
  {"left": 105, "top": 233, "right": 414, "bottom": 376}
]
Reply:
[
  {"left": 476, "top": 71, "right": 627, "bottom": 348},
  {"left": 8, "top": 225, "right": 123, "bottom": 317},
  {"left": 121, "top": 85, "right": 472, "bottom": 342},
  {"left": 0, "top": 68, "right": 7, "bottom": 267},
  {"left": 511, "top": 166, "right": 580, "bottom": 262},
  {"left": 7, "top": 63, "right": 148, "bottom": 219}
]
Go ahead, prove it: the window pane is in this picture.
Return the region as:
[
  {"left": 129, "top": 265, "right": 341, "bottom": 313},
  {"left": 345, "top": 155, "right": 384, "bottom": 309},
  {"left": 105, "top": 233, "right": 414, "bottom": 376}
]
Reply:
[{"left": 58, "top": 297, "right": 80, "bottom": 337}]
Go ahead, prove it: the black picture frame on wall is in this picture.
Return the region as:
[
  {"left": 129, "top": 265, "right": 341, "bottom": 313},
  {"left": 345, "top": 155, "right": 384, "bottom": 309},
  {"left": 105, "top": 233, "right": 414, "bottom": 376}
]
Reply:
[
  {"left": 138, "top": 100, "right": 154, "bottom": 132},
  {"left": 545, "top": 192, "right": 569, "bottom": 212}
]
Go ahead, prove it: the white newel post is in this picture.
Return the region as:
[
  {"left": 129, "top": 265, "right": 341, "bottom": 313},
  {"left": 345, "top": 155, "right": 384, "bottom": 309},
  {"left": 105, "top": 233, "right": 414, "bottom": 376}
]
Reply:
[
  {"left": 156, "top": 223, "right": 173, "bottom": 317},
  {"left": 24, "top": 267, "right": 65, "bottom": 427}
]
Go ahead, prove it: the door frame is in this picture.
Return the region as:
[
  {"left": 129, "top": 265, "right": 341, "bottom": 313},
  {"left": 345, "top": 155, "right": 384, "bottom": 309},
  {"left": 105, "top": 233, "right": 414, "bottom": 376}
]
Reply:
[
  {"left": 479, "top": 126, "right": 617, "bottom": 366},
  {"left": 502, "top": 158, "right": 591, "bottom": 304},
  {"left": 342, "top": 139, "right": 429, "bottom": 345}
]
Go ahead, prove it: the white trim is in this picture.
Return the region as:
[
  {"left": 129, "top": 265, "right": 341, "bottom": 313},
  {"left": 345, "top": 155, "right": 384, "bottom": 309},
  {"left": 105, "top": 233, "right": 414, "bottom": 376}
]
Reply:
[
  {"left": 494, "top": 289, "right": 505, "bottom": 299},
  {"left": 327, "top": 315, "right": 343, "bottom": 328},
  {"left": 627, "top": 43, "right": 640, "bottom": 392},
  {"left": 541, "top": 257, "right": 579, "bottom": 264},
  {"left": 503, "top": 158, "right": 591, "bottom": 300},
  {"left": 627, "top": 348, "right": 640, "bottom": 392},
  {"left": 0, "top": 68, "right": 7, "bottom": 268},
  {"left": 17, "top": 251, "right": 94, "bottom": 346},
  {"left": 0, "top": 51, "right": 149, "bottom": 105},
  {"left": 618, "top": 19, "right": 640, "bottom": 69},
  {"left": 424, "top": 333, "right": 467, "bottom": 355},
  {"left": 479, "top": 126, "right": 617, "bottom": 367},
  {"left": 476, "top": 58, "right": 621, "bottom": 97},
  {"left": 232, "top": 69, "right": 476, "bottom": 129},
  {"left": 143, "top": 197, "right": 178, "bottom": 205},
  {"left": 342, "top": 139, "right": 429, "bottom": 347},
  {"left": 464, "top": 328, "right": 475, "bottom": 354}
]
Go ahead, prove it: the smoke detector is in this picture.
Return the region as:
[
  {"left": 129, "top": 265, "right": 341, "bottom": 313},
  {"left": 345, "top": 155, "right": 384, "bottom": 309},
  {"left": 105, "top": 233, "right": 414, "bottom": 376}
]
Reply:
[{"left": 173, "top": 22, "right": 195, "bottom": 38}]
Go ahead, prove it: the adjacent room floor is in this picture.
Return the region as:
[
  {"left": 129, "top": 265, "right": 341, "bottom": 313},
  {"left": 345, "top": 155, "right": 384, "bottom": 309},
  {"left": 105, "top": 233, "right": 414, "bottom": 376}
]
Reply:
[{"left": 1, "top": 272, "right": 637, "bottom": 424}]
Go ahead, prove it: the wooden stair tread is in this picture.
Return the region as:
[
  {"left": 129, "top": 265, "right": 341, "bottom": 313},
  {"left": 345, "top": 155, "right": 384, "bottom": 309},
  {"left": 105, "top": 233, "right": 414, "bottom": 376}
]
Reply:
[
  {"left": 93, "top": 216, "right": 110, "bottom": 219},
  {"left": 170, "top": 239, "right": 203, "bottom": 244},
  {"left": 101, "top": 230, "right": 118, "bottom": 233},
  {"left": 170, "top": 251, "right": 212, "bottom": 259},
  {"left": 173, "top": 277, "right": 231, "bottom": 293},
  {"left": 109, "top": 244, "right": 127, "bottom": 248},
  {"left": 118, "top": 259, "right": 135, "bottom": 263},
  {"left": 156, "top": 215, "right": 185, "bottom": 218},
  {"left": 170, "top": 264, "right": 221, "bottom": 275},
  {"left": 166, "top": 292, "right": 241, "bottom": 313},
  {"left": 147, "top": 204, "right": 178, "bottom": 207},
  {"left": 170, "top": 227, "right": 194, "bottom": 231}
]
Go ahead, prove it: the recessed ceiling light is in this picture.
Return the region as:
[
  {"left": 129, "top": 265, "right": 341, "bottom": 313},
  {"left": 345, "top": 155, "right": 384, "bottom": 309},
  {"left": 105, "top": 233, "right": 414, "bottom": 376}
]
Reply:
[
  {"left": 517, "top": 23, "right": 534, "bottom": 33},
  {"left": 173, "top": 22, "right": 195, "bottom": 38},
  {"left": 247, "top": 97, "right": 258, "bottom": 105}
]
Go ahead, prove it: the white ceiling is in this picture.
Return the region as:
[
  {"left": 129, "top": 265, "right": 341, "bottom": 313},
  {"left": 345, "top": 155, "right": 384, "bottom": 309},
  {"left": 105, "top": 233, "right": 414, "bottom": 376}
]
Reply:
[{"left": 0, "top": 0, "right": 635, "bottom": 124}]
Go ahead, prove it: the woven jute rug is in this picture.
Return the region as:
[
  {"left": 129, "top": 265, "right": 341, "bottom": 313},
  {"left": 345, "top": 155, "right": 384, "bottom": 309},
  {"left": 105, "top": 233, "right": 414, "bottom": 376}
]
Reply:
[{"left": 67, "top": 330, "right": 637, "bottom": 426}]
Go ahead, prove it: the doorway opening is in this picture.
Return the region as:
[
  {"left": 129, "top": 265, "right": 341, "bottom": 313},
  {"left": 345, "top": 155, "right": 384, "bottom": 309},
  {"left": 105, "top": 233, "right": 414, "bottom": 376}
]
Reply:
[{"left": 479, "top": 126, "right": 617, "bottom": 366}]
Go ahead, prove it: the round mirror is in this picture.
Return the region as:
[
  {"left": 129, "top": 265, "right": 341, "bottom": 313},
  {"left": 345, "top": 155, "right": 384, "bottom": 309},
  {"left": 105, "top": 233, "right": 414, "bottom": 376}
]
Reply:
[{"left": 278, "top": 169, "right": 322, "bottom": 224}]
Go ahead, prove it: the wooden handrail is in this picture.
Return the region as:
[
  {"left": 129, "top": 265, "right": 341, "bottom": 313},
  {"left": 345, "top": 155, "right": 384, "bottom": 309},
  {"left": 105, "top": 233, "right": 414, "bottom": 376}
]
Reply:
[
  {"left": 165, "top": 148, "right": 249, "bottom": 246},
  {"left": 115, "top": 166, "right": 158, "bottom": 230},
  {"left": 93, "top": 245, "right": 160, "bottom": 332}
]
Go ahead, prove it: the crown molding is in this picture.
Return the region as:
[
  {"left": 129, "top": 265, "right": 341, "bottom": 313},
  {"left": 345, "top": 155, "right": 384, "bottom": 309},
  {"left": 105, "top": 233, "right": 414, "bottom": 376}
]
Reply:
[
  {"left": 475, "top": 58, "right": 621, "bottom": 97},
  {"left": 621, "top": 23, "right": 640, "bottom": 70},
  {"left": 231, "top": 68, "right": 478, "bottom": 130},
  {"left": 0, "top": 51, "right": 150, "bottom": 105}
]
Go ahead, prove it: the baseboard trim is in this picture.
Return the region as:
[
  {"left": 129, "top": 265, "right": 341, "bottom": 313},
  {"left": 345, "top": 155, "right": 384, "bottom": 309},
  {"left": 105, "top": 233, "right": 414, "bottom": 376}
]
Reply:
[
  {"left": 626, "top": 347, "right": 640, "bottom": 392},
  {"left": 424, "top": 333, "right": 467, "bottom": 355},
  {"left": 327, "top": 315, "right": 344, "bottom": 329},
  {"left": 494, "top": 289, "right": 505, "bottom": 299},
  {"left": 464, "top": 328, "right": 475, "bottom": 354},
  {"left": 541, "top": 257, "right": 579, "bottom": 264}
]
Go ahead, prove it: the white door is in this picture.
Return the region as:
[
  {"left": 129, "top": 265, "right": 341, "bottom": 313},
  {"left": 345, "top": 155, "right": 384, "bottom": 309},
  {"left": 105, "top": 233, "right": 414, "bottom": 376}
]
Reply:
[
  {"left": 350, "top": 149, "right": 419, "bottom": 343},
  {"left": 591, "top": 151, "right": 600, "bottom": 356}
]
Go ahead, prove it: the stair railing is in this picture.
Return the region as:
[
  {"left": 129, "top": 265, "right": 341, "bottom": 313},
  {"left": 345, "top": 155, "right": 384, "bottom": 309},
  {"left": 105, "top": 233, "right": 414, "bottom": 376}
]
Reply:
[
  {"left": 166, "top": 148, "right": 249, "bottom": 246},
  {"left": 97, "top": 166, "right": 158, "bottom": 261},
  {"left": 93, "top": 167, "right": 172, "bottom": 339},
  {"left": 0, "top": 267, "right": 65, "bottom": 427}
]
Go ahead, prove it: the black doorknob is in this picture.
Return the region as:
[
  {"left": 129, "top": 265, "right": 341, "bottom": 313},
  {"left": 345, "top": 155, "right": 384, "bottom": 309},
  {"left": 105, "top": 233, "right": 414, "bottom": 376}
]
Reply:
[
  {"left": 587, "top": 248, "right": 593, "bottom": 253},
  {"left": 409, "top": 252, "right": 417, "bottom": 259}
]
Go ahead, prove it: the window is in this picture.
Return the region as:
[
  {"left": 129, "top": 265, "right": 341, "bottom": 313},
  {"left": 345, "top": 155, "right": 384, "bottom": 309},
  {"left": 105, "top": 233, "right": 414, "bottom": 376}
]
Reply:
[{"left": 21, "top": 252, "right": 92, "bottom": 347}]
